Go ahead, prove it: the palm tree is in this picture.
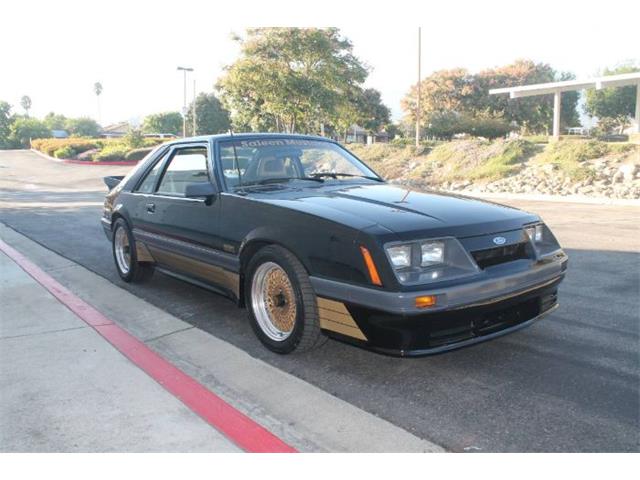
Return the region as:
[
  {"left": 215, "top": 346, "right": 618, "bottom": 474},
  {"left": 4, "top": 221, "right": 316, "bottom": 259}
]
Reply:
[
  {"left": 20, "top": 95, "right": 32, "bottom": 116},
  {"left": 94, "top": 82, "right": 103, "bottom": 124}
]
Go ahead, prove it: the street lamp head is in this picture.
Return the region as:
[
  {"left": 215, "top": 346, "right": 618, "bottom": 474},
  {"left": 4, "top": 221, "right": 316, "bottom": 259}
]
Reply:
[{"left": 177, "top": 66, "right": 194, "bottom": 72}]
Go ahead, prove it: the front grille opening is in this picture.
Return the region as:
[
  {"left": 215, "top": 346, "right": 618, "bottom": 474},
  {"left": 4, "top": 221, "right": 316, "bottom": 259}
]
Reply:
[
  {"left": 472, "top": 242, "right": 529, "bottom": 269},
  {"left": 425, "top": 297, "right": 540, "bottom": 348}
]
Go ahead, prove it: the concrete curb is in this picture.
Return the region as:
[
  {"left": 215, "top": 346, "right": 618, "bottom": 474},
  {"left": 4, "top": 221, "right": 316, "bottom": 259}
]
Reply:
[{"left": 0, "top": 222, "right": 444, "bottom": 453}]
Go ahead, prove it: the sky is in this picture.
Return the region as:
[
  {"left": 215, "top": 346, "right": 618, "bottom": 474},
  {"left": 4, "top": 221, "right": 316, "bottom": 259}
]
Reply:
[{"left": 1, "top": 0, "right": 638, "bottom": 126}]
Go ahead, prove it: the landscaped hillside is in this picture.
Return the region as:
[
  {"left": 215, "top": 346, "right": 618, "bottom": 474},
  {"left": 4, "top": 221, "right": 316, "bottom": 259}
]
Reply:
[{"left": 350, "top": 139, "right": 640, "bottom": 199}]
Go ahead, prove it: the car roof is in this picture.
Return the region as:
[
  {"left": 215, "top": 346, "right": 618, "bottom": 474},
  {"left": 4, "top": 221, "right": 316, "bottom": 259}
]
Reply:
[{"left": 162, "top": 132, "right": 336, "bottom": 146}]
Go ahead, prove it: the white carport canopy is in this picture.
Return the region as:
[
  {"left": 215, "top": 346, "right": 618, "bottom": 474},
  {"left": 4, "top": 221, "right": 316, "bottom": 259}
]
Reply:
[{"left": 489, "top": 72, "right": 640, "bottom": 137}]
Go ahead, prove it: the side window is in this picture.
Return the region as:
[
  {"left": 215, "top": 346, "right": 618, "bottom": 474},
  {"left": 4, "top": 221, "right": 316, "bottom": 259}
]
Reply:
[
  {"left": 156, "top": 146, "right": 209, "bottom": 197},
  {"left": 136, "top": 155, "right": 166, "bottom": 193}
]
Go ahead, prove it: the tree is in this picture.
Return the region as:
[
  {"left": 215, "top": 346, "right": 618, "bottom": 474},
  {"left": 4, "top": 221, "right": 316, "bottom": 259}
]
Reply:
[
  {"left": 20, "top": 95, "right": 32, "bottom": 116},
  {"left": 356, "top": 88, "right": 391, "bottom": 134},
  {"left": 9, "top": 117, "right": 50, "bottom": 147},
  {"left": 0, "top": 101, "right": 13, "bottom": 148},
  {"left": 43, "top": 112, "right": 67, "bottom": 130},
  {"left": 217, "top": 28, "right": 368, "bottom": 133},
  {"left": 558, "top": 71, "right": 580, "bottom": 130},
  {"left": 185, "top": 93, "right": 231, "bottom": 135},
  {"left": 402, "top": 59, "right": 581, "bottom": 136},
  {"left": 401, "top": 68, "right": 477, "bottom": 122},
  {"left": 474, "top": 59, "right": 559, "bottom": 133},
  {"left": 584, "top": 63, "right": 639, "bottom": 133},
  {"left": 65, "top": 117, "right": 100, "bottom": 137},
  {"left": 142, "top": 111, "right": 183, "bottom": 135},
  {"left": 94, "top": 82, "right": 103, "bottom": 124}
]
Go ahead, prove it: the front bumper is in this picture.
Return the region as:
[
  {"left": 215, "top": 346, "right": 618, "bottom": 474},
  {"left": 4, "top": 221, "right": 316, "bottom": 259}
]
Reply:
[
  {"left": 311, "top": 251, "right": 566, "bottom": 315},
  {"left": 311, "top": 254, "right": 567, "bottom": 356}
]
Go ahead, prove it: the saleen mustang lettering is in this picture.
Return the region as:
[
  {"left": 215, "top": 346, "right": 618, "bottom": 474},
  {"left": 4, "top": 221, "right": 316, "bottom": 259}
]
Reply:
[{"left": 101, "top": 134, "right": 568, "bottom": 356}]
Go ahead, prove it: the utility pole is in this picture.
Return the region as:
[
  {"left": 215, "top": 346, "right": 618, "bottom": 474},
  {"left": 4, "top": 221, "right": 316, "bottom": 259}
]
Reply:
[
  {"left": 415, "top": 27, "right": 422, "bottom": 148},
  {"left": 192, "top": 79, "right": 197, "bottom": 136},
  {"left": 177, "top": 66, "right": 193, "bottom": 137}
]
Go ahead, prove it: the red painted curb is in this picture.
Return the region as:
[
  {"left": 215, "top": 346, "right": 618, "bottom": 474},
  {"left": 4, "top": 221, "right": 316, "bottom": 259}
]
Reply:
[{"left": 0, "top": 238, "right": 297, "bottom": 453}]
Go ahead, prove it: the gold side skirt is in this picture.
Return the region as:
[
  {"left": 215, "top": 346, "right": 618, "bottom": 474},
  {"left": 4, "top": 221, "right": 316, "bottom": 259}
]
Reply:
[{"left": 145, "top": 244, "right": 240, "bottom": 298}]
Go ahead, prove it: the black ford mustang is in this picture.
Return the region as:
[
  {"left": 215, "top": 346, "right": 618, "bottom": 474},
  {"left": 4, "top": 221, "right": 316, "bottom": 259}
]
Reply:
[{"left": 102, "top": 133, "right": 567, "bottom": 356}]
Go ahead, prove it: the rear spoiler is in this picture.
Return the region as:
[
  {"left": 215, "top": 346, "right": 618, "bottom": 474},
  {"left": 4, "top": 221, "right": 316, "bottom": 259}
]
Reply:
[{"left": 104, "top": 175, "right": 125, "bottom": 190}]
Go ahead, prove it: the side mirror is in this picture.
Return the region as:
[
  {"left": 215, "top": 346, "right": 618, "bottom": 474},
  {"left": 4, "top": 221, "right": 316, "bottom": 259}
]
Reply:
[
  {"left": 184, "top": 182, "right": 218, "bottom": 204},
  {"left": 104, "top": 175, "right": 124, "bottom": 190}
]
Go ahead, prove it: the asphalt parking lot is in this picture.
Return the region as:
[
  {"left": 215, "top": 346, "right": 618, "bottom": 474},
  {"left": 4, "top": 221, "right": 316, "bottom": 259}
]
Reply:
[{"left": 1, "top": 150, "right": 638, "bottom": 452}]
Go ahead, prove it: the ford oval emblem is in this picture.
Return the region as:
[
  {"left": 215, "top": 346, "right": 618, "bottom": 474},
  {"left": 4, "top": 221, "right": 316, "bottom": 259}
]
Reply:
[{"left": 493, "top": 236, "right": 507, "bottom": 245}]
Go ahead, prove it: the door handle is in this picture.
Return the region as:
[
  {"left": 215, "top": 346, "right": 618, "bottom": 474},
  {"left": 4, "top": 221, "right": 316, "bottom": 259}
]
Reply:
[{"left": 146, "top": 203, "right": 155, "bottom": 213}]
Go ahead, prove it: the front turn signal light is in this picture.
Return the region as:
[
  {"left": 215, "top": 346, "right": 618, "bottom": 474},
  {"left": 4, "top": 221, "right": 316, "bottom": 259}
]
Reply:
[
  {"left": 415, "top": 295, "right": 437, "bottom": 308},
  {"left": 360, "top": 246, "right": 383, "bottom": 286}
]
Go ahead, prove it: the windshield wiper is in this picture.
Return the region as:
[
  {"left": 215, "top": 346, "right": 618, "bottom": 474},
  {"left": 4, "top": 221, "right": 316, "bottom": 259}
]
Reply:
[
  {"left": 240, "top": 176, "right": 325, "bottom": 187},
  {"left": 309, "top": 172, "right": 383, "bottom": 182}
]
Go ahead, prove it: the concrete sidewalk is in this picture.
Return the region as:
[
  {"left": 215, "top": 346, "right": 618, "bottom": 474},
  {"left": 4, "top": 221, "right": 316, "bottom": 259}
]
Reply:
[
  {"left": 0, "top": 223, "right": 442, "bottom": 453},
  {"left": 0, "top": 250, "right": 240, "bottom": 452}
]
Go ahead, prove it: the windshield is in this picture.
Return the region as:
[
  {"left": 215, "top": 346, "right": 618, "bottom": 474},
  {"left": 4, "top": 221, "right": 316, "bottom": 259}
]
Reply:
[{"left": 218, "top": 138, "right": 380, "bottom": 188}]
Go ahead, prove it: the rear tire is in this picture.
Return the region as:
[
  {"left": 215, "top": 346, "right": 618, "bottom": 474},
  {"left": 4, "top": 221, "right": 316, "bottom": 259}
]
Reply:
[
  {"left": 245, "top": 245, "right": 326, "bottom": 354},
  {"left": 112, "top": 218, "right": 154, "bottom": 283}
]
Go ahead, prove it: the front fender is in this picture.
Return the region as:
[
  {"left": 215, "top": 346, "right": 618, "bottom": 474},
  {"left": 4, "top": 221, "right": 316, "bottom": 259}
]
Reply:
[{"left": 238, "top": 218, "right": 364, "bottom": 285}]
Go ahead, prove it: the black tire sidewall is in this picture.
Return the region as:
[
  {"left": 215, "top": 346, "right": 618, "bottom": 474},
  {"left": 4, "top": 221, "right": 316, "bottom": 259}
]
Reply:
[
  {"left": 112, "top": 218, "right": 138, "bottom": 282},
  {"left": 245, "top": 248, "right": 308, "bottom": 354}
]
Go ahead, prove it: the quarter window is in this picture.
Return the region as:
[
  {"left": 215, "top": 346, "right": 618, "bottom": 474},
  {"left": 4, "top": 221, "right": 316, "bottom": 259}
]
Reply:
[
  {"left": 156, "top": 147, "right": 209, "bottom": 197},
  {"left": 136, "top": 155, "right": 166, "bottom": 193}
]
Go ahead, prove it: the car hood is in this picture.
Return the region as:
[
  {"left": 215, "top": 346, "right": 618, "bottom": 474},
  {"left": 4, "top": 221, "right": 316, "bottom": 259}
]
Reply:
[{"left": 257, "top": 183, "right": 539, "bottom": 239}]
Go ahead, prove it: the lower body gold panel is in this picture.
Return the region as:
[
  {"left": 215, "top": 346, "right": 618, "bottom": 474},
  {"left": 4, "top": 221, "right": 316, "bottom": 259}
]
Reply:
[
  {"left": 136, "top": 241, "right": 154, "bottom": 262},
  {"left": 144, "top": 244, "right": 240, "bottom": 299},
  {"left": 317, "top": 298, "right": 367, "bottom": 341}
]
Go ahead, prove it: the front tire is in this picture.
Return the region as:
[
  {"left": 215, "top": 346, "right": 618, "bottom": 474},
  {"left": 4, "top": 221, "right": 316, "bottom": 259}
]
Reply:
[
  {"left": 245, "top": 245, "right": 326, "bottom": 354},
  {"left": 112, "top": 218, "right": 154, "bottom": 283}
]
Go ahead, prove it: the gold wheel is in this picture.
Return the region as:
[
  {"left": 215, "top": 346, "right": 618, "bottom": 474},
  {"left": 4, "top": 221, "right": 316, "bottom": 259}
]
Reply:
[{"left": 251, "top": 262, "right": 297, "bottom": 341}]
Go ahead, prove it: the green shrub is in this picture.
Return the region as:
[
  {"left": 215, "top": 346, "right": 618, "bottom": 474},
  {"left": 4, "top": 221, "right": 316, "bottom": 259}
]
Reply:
[
  {"left": 142, "top": 137, "right": 171, "bottom": 147},
  {"left": 521, "top": 135, "right": 549, "bottom": 144},
  {"left": 53, "top": 146, "right": 75, "bottom": 159},
  {"left": 124, "top": 147, "right": 154, "bottom": 161},
  {"left": 32, "top": 138, "right": 97, "bottom": 156},
  {"left": 424, "top": 112, "right": 512, "bottom": 140},
  {"left": 390, "top": 137, "right": 438, "bottom": 148},
  {"left": 94, "top": 145, "right": 129, "bottom": 162},
  {"left": 124, "top": 128, "right": 145, "bottom": 148}
]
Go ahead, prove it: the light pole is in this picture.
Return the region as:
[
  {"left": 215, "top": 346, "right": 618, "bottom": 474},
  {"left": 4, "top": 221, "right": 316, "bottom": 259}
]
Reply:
[
  {"left": 193, "top": 79, "right": 197, "bottom": 136},
  {"left": 177, "top": 66, "right": 193, "bottom": 137},
  {"left": 415, "top": 27, "right": 422, "bottom": 148}
]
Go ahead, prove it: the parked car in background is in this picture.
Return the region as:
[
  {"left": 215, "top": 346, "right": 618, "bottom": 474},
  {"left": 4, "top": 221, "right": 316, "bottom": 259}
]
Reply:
[{"left": 101, "top": 134, "right": 568, "bottom": 356}]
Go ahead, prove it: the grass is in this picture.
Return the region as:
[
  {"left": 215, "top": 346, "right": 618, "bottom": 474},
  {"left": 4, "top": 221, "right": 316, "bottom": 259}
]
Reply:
[
  {"left": 350, "top": 137, "right": 639, "bottom": 186},
  {"left": 532, "top": 139, "right": 636, "bottom": 181},
  {"left": 409, "top": 139, "right": 538, "bottom": 183},
  {"left": 353, "top": 138, "right": 538, "bottom": 183},
  {"left": 467, "top": 140, "right": 538, "bottom": 181}
]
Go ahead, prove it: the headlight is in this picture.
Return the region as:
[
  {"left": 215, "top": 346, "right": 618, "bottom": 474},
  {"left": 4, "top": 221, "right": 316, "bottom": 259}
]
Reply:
[
  {"left": 525, "top": 223, "right": 562, "bottom": 257},
  {"left": 421, "top": 241, "right": 444, "bottom": 266},
  {"left": 387, "top": 244, "right": 412, "bottom": 268},
  {"left": 385, "top": 237, "right": 479, "bottom": 286},
  {"left": 525, "top": 224, "right": 543, "bottom": 243}
]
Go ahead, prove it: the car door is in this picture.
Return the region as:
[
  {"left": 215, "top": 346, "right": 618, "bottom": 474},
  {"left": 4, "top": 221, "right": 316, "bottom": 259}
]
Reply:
[{"left": 129, "top": 142, "right": 238, "bottom": 297}]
